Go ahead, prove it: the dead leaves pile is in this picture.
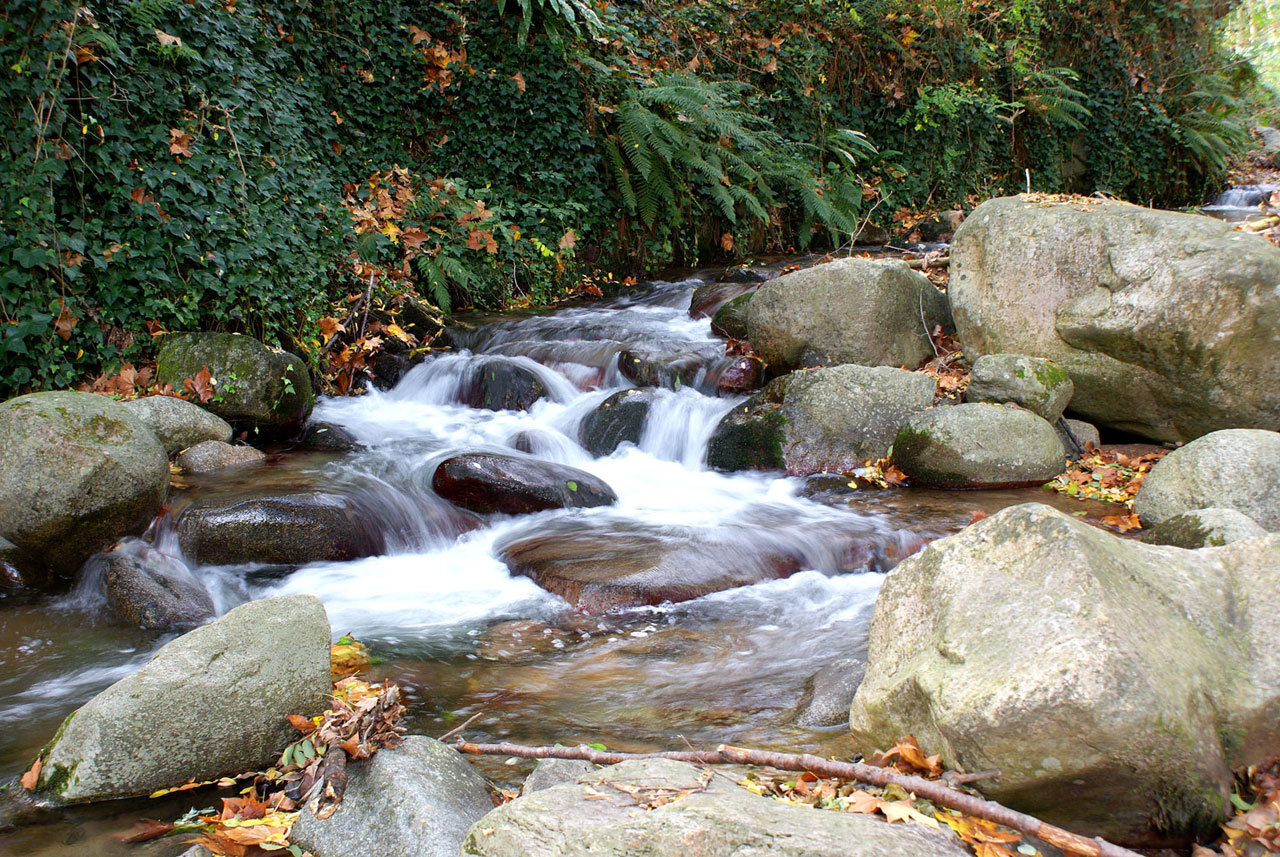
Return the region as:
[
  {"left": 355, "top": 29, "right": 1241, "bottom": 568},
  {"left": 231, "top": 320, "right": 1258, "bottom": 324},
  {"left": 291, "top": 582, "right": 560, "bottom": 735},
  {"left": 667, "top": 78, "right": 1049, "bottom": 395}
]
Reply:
[
  {"left": 1197, "top": 759, "right": 1280, "bottom": 857},
  {"left": 740, "top": 736, "right": 1041, "bottom": 857},
  {"left": 126, "top": 638, "right": 404, "bottom": 857},
  {"left": 1044, "top": 443, "right": 1167, "bottom": 528},
  {"left": 918, "top": 326, "right": 968, "bottom": 403}
]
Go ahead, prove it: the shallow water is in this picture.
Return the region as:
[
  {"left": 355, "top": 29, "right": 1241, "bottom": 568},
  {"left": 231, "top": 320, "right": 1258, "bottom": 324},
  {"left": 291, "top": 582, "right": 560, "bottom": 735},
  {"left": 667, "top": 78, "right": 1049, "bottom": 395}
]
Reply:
[{"left": 0, "top": 276, "right": 1118, "bottom": 856}]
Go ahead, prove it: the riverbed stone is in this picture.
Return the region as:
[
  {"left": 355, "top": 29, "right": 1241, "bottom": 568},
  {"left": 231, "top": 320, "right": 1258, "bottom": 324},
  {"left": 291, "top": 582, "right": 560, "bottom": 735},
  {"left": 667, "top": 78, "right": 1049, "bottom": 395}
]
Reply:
[
  {"left": 290, "top": 737, "right": 492, "bottom": 857},
  {"left": 462, "top": 758, "right": 971, "bottom": 857},
  {"left": 949, "top": 195, "right": 1280, "bottom": 442},
  {"left": 175, "top": 440, "right": 266, "bottom": 474},
  {"left": 892, "top": 403, "right": 1067, "bottom": 488},
  {"left": 299, "top": 421, "right": 359, "bottom": 452},
  {"left": 122, "top": 395, "right": 233, "bottom": 455},
  {"left": 746, "top": 258, "right": 950, "bottom": 373},
  {"left": 715, "top": 355, "right": 765, "bottom": 395},
  {"left": 849, "top": 503, "right": 1280, "bottom": 845},
  {"left": 434, "top": 453, "right": 617, "bottom": 515},
  {"left": 706, "top": 365, "right": 936, "bottom": 474},
  {"left": 34, "top": 595, "right": 330, "bottom": 802},
  {"left": 0, "top": 537, "right": 36, "bottom": 588},
  {"left": 1057, "top": 418, "right": 1100, "bottom": 455},
  {"left": 176, "top": 492, "right": 385, "bottom": 566},
  {"left": 155, "top": 332, "right": 313, "bottom": 430},
  {"left": 617, "top": 348, "right": 705, "bottom": 390},
  {"left": 1133, "top": 429, "right": 1280, "bottom": 530},
  {"left": 710, "top": 292, "right": 753, "bottom": 340},
  {"left": 966, "top": 354, "right": 1074, "bottom": 421},
  {"left": 796, "top": 657, "right": 866, "bottom": 728},
  {"left": 579, "top": 389, "right": 655, "bottom": 455},
  {"left": 460, "top": 360, "right": 547, "bottom": 411},
  {"left": 1140, "top": 508, "right": 1268, "bottom": 548},
  {"left": 520, "top": 759, "right": 596, "bottom": 795},
  {"left": 0, "top": 391, "right": 169, "bottom": 585},
  {"left": 690, "top": 280, "right": 758, "bottom": 319},
  {"left": 94, "top": 544, "right": 215, "bottom": 631}
]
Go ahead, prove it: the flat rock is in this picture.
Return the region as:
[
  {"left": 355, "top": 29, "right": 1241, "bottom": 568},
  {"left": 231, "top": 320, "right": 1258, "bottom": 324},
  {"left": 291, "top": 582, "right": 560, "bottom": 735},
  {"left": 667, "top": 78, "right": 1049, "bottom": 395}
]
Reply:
[
  {"left": 520, "top": 759, "right": 595, "bottom": 796},
  {"left": 122, "top": 396, "right": 232, "bottom": 454},
  {"left": 0, "top": 391, "right": 169, "bottom": 584},
  {"left": 176, "top": 440, "right": 266, "bottom": 474},
  {"left": 291, "top": 737, "right": 492, "bottom": 857},
  {"left": 1134, "top": 429, "right": 1280, "bottom": 529},
  {"left": 433, "top": 454, "right": 617, "bottom": 516},
  {"left": 463, "top": 758, "right": 971, "bottom": 857},
  {"left": 33, "top": 595, "right": 330, "bottom": 802}
]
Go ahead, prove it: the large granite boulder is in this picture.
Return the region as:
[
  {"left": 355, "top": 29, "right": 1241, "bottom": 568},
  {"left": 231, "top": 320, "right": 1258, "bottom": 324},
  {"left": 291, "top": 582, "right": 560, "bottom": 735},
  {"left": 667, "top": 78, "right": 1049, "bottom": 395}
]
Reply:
[
  {"left": 949, "top": 196, "right": 1280, "bottom": 442},
  {"left": 1134, "top": 429, "right": 1280, "bottom": 530},
  {"left": 746, "top": 258, "right": 949, "bottom": 373},
  {"left": 965, "top": 354, "right": 1074, "bottom": 421},
  {"left": 891, "top": 403, "right": 1066, "bottom": 488},
  {"left": 31, "top": 595, "right": 330, "bottom": 802},
  {"left": 122, "top": 395, "right": 233, "bottom": 455},
  {"left": 433, "top": 454, "right": 617, "bottom": 515},
  {"left": 291, "top": 737, "right": 492, "bottom": 857},
  {"left": 849, "top": 504, "right": 1280, "bottom": 845},
  {"left": 0, "top": 391, "right": 169, "bottom": 584},
  {"left": 175, "top": 492, "right": 385, "bottom": 566},
  {"left": 706, "top": 365, "right": 936, "bottom": 474},
  {"left": 155, "top": 332, "right": 313, "bottom": 430},
  {"left": 462, "top": 758, "right": 970, "bottom": 857}
]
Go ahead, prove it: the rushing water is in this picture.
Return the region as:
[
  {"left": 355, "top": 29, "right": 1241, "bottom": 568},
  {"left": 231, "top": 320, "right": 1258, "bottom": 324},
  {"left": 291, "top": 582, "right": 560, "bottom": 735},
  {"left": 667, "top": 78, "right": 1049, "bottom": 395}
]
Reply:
[{"left": 0, "top": 274, "right": 1119, "bottom": 855}]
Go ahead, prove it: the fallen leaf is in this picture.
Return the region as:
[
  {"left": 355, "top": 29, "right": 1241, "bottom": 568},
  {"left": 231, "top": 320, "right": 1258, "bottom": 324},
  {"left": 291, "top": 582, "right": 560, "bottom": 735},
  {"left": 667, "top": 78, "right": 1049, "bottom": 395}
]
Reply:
[
  {"left": 54, "top": 300, "right": 78, "bottom": 340},
  {"left": 183, "top": 366, "right": 215, "bottom": 403},
  {"left": 720, "top": 232, "right": 735, "bottom": 252},
  {"left": 20, "top": 759, "right": 40, "bottom": 790},
  {"left": 511, "top": 72, "right": 526, "bottom": 93},
  {"left": 154, "top": 29, "right": 182, "bottom": 46},
  {"left": 169, "top": 128, "right": 193, "bottom": 158},
  {"left": 559, "top": 229, "right": 577, "bottom": 251}
]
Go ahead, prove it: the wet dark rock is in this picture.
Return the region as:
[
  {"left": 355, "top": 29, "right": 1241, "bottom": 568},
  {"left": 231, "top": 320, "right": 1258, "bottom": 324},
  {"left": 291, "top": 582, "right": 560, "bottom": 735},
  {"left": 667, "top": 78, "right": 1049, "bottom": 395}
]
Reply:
[
  {"left": 710, "top": 292, "right": 753, "bottom": 340},
  {"left": 579, "top": 389, "right": 655, "bottom": 455},
  {"left": 155, "top": 332, "right": 313, "bottom": 431},
  {"left": 0, "top": 537, "right": 35, "bottom": 589},
  {"left": 705, "top": 396, "right": 788, "bottom": 472},
  {"left": 617, "top": 349, "right": 704, "bottom": 390},
  {"left": 459, "top": 361, "right": 546, "bottom": 411},
  {"left": 715, "top": 355, "right": 766, "bottom": 395},
  {"left": 122, "top": 396, "right": 233, "bottom": 455},
  {"left": 689, "top": 281, "right": 759, "bottom": 319},
  {"left": 299, "top": 421, "right": 360, "bottom": 452},
  {"left": 397, "top": 294, "right": 446, "bottom": 341},
  {"left": 94, "top": 544, "right": 215, "bottom": 631},
  {"left": 717, "top": 264, "right": 771, "bottom": 284},
  {"left": 175, "top": 492, "right": 385, "bottom": 566},
  {"left": 892, "top": 404, "right": 1067, "bottom": 489},
  {"left": 0, "top": 391, "right": 169, "bottom": 585},
  {"left": 175, "top": 440, "right": 266, "bottom": 474},
  {"left": 796, "top": 657, "right": 866, "bottom": 728},
  {"left": 368, "top": 351, "right": 412, "bottom": 390},
  {"left": 433, "top": 454, "right": 617, "bottom": 516}
]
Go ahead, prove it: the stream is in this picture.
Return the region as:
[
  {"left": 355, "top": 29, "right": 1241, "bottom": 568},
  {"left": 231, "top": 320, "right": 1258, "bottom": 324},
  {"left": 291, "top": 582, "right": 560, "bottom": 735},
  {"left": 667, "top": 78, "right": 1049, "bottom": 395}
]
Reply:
[{"left": 0, "top": 271, "right": 1120, "bottom": 856}]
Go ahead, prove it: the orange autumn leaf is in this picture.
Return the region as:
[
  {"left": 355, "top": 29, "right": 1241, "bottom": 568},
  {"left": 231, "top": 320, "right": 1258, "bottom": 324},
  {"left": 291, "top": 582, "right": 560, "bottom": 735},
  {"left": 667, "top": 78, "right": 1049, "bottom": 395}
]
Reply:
[
  {"left": 559, "top": 228, "right": 577, "bottom": 251},
  {"left": 169, "top": 128, "right": 193, "bottom": 158},
  {"left": 511, "top": 71, "right": 527, "bottom": 93},
  {"left": 20, "top": 759, "right": 40, "bottom": 790},
  {"left": 183, "top": 366, "right": 215, "bottom": 403}
]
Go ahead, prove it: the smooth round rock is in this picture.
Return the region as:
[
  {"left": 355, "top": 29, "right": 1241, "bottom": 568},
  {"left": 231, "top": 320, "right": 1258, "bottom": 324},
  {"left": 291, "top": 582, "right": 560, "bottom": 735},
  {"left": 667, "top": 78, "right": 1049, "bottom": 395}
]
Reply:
[
  {"left": 176, "top": 440, "right": 266, "bottom": 474},
  {"left": 122, "top": 396, "right": 233, "bottom": 454},
  {"left": 433, "top": 454, "right": 617, "bottom": 516},
  {"left": 892, "top": 403, "right": 1067, "bottom": 489},
  {"left": 1140, "top": 508, "right": 1268, "bottom": 548},
  {"left": 1134, "top": 429, "right": 1280, "bottom": 529}
]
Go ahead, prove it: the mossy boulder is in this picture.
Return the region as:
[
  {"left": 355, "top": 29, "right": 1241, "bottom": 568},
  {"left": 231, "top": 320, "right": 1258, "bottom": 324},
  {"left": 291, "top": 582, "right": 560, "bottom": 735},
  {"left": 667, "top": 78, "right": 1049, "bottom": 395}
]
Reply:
[
  {"left": 33, "top": 595, "right": 330, "bottom": 802},
  {"left": 892, "top": 403, "right": 1066, "bottom": 488},
  {"left": 849, "top": 504, "right": 1280, "bottom": 845},
  {"left": 710, "top": 292, "right": 753, "bottom": 340},
  {"left": 966, "top": 354, "right": 1074, "bottom": 421},
  {"left": 1134, "top": 430, "right": 1280, "bottom": 530},
  {"left": 950, "top": 196, "right": 1280, "bottom": 442},
  {"left": 0, "top": 391, "right": 169, "bottom": 585},
  {"left": 746, "top": 258, "right": 950, "bottom": 373},
  {"left": 122, "top": 396, "right": 233, "bottom": 455},
  {"left": 706, "top": 365, "right": 935, "bottom": 474},
  {"left": 155, "top": 332, "right": 313, "bottom": 431},
  {"left": 1140, "top": 508, "right": 1268, "bottom": 548},
  {"left": 579, "top": 389, "right": 655, "bottom": 455}
]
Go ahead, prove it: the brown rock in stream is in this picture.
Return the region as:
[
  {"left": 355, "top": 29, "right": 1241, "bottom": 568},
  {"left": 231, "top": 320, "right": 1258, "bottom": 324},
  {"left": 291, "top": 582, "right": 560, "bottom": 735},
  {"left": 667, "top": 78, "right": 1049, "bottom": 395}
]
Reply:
[{"left": 433, "top": 454, "right": 617, "bottom": 516}]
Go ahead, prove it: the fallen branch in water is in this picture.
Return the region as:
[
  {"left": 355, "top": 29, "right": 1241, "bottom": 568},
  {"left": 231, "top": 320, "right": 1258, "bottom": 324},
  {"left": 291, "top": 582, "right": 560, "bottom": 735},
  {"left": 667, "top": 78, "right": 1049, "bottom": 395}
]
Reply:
[{"left": 453, "top": 740, "right": 1144, "bottom": 857}]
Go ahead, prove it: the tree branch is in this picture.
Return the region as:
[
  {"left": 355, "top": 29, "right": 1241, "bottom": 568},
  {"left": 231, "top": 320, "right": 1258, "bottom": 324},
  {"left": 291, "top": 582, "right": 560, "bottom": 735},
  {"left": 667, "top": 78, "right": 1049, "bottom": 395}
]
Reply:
[{"left": 453, "top": 741, "right": 1144, "bottom": 857}]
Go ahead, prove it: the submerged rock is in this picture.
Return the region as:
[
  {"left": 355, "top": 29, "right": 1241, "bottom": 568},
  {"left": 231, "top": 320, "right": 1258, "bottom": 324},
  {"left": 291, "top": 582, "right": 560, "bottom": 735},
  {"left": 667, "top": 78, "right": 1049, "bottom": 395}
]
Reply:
[
  {"left": 1140, "top": 507, "right": 1268, "bottom": 549},
  {"left": 433, "top": 454, "right": 617, "bottom": 516},
  {"left": 965, "top": 354, "right": 1074, "bottom": 421},
  {"left": 94, "top": 543, "right": 215, "bottom": 631},
  {"left": 617, "top": 349, "right": 705, "bottom": 390},
  {"left": 747, "top": 258, "right": 949, "bottom": 373},
  {"left": 291, "top": 737, "right": 492, "bottom": 857},
  {"left": 463, "top": 758, "right": 971, "bottom": 857},
  {"left": 706, "top": 365, "right": 935, "bottom": 474},
  {"left": 0, "top": 391, "right": 169, "bottom": 585},
  {"left": 155, "top": 332, "right": 313, "bottom": 430},
  {"left": 849, "top": 504, "right": 1280, "bottom": 845},
  {"left": 892, "top": 403, "right": 1066, "bottom": 488},
  {"left": 175, "top": 440, "right": 266, "bottom": 474},
  {"left": 579, "top": 389, "right": 655, "bottom": 455},
  {"left": 949, "top": 195, "right": 1280, "bottom": 442},
  {"left": 122, "top": 396, "right": 233, "bottom": 455},
  {"left": 33, "top": 595, "right": 330, "bottom": 802},
  {"left": 689, "top": 280, "right": 759, "bottom": 319},
  {"left": 176, "top": 492, "right": 385, "bottom": 566},
  {"left": 1134, "top": 429, "right": 1280, "bottom": 530}
]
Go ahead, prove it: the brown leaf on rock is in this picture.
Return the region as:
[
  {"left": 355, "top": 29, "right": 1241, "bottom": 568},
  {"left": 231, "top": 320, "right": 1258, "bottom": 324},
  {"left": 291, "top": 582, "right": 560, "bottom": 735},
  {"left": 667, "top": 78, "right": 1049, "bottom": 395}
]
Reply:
[
  {"left": 20, "top": 759, "right": 40, "bottom": 790},
  {"left": 183, "top": 366, "right": 215, "bottom": 403}
]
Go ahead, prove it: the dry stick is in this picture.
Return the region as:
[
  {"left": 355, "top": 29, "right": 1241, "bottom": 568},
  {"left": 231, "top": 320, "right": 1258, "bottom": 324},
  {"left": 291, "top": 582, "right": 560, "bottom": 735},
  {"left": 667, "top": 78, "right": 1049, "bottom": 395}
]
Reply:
[
  {"left": 907, "top": 255, "right": 949, "bottom": 270},
  {"left": 453, "top": 741, "right": 1144, "bottom": 857}
]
